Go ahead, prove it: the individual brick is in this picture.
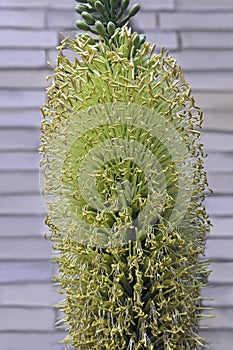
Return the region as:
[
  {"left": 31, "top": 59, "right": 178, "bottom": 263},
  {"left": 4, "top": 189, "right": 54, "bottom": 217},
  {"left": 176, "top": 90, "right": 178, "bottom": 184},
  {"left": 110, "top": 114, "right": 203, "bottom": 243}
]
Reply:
[
  {"left": 0, "top": 30, "right": 58, "bottom": 48},
  {"left": 0, "top": 0, "right": 73, "bottom": 8},
  {"left": 0, "top": 10, "right": 44, "bottom": 28},
  {"left": 0, "top": 109, "right": 41, "bottom": 127},
  {"left": 0, "top": 308, "right": 54, "bottom": 331},
  {"left": 181, "top": 32, "right": 233, "bottom": 49},
  {"left": 0, "top": 152, "right": 40, "bottom": 171},
  {"left": 0, "top": 129, "right": 40, "bottom": 151},
  {"left": 0, "top": 91, "right": 45, "bottom": 108},
  {"left": 0, "top": 70, "right": 50, "bottom": 88},
  {"left": 205, "top": 153, "right": 233, "bottom": 172},
  {"left": 210, "top": 218, "right": 233, "bottom": 238},
  {"left": 160, "top": 13, "right": 233, "bottom": 30},
  {"left": 194, "top": 93, "right": 233, "bottom": 111},
  {"left": 185, "top": 72, "right": 233, "bottom": 91},
  {"left": 0, "top": 171, "right": 40, "bottom": 195},
  {"left": 0, "top": 195, "right": 45, "bottom": 215},
  {"left": 206, "top": 238, "right": 233, "bottom": 261},
  {"left": 202, "top": 132, "right": 233, "bottom": 152},
  {"left": 144, "top": 31, "right": 178, "bottom": 49},
  {"left": 172, "top": 50, "right": 233, "bottom": 71},
  {"left": 208, "top": 173, "right": 233, "bottom": 195},
  {"left": 0, "top": 261, "right": 52, "bottom": 282},
  {"left": 0, "top": 50, "right": 46, "bottom": 68},
  {"left": 177, "top": 0, "right": 233, "bottom": 10},
  {"left": 205, "top": 196, "right": 233, "bottom": 216},
  {"left": 0, "top": 238, "right": 51, "bottom": 260},
  {"left": 200, "top": 308, "right": 233, "bottom": 329},
  {"left": 0, "top": 332, "right": 65, "bottom": 350},
  {"left": 200, "top": 330, "right": 233, "bottom": 350},
  {"left": 203, "top": 111, "right": 233, "bottom": 132},
  {"left": 202, "top": 286, "right": 233, "bottom": 307},
  {"left": 131, "top": 0, "right": 175, "bottom": 10},
  {"left": 209, "top": 262, "right": 233, "bottom": 283},
  {"left": 0, "top": 283, "right": 61, "bottom": 306},
  {"left": 46, "top": 9, "right": 77, "bottom": 29},
  {"left": 0, "top": 215, "right": 47, "bottom": 237},
  {"left": 131, "top": 12, "right": 157, "bottom": 31}
]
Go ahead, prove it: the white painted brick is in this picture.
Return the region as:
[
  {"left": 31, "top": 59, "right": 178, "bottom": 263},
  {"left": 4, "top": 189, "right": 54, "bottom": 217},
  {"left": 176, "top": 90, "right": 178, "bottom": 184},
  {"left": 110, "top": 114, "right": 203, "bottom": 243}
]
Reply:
[
  {"left": 200, "top": 330, "right": 233, "bottom": 350},
  {"left": 205, "top": 196, "right": 233, "bottom": 216},
  {"left": 0, "top": 10, "right": 44, "bottom": 28},
  {"left": 0, "top": 30, "right": 57, "bottom": 48},
  {"left": 172, "top": 50, "right": 233, "bottom": 71},
  {"left": 0, "top": 0, "right": 73, "bottom": 8},
  {"left": 0, "top": 70, "right": 50, "bottom": 88},
  {"left": 0, "top": 91, "right": 45, "bottom": 108},
  {"left": 0, "top": 283, "right": 61, "bottom": 306},
  {"left": 202, "top": 132, "right": 233, "bottom": 152},
  {"left": 0, "top": 50, "right": 46, "bottom": 68},
  {"left": 200, "top": 308, "right": 233, "bottom": 329},
  {"left": 131, "top": 13, "right": 157, "bottom": 31},
  {"left": 0, "top": 238, "right": 51, "bottom": 260},
  {"left": 206, "top": 238, "right": 233, "bottom": 260},
  {"left": 160, "top": 13, "right": 233, "bottom": 30},
  {"left": 0, "top": 195, "right": 45, "bottom": 215},
  {"left": 202, "top": 286, "right": 233, "bottom": 307},
  {"left": 0, "top": 261, "right": 52, "bottom": 282},
  {"left": 145, "top": 31, "right": 178, "bottom": 49},
  {"left": 177, "top": 0, "right": 233, "bottom": 10},
  {"left": 203, "top": 111, "right": 233, "bottom": 132},
  {"left": 0, "top": 308, "right": 54, "bottom": 331},
  {"left": 0, "top": 216, "right": 48, "bottom": 237},
  {"left": 47, "top": 9, "right": 77, "bottom": 29},
  {"left": 185, "top": 72, "right": 233, "bottom": 91},
  {"left": 208, "top": 262, "right": 233, "bottom": 283},
  {"left": 181, "top": 32, "right": 233, "bottom": 49},
  {"left": 205, "top": 153, "right": 233, "bottom": 172},
  {"left": 0, "top": 152, "right": 40, "bottom": 170},
  {"left": 0, "top": 109, "right": 41, "bottom": 127},
  {"left": 132, "top": 0, "right": 175, "bottom": 10},
  {"left": 0, "top": 129, "right": 40, "bottom": 151},
  {"left": 210, "top": 218, "right": 233, "bottom": 237},
  {"left": 0, "top": 171, "right": 40, "bottom": 194},
  {"left": 195, "top": 93, "right": 233, "bottom": 111},
  {"left": 208, "top": 173, "right": 233, "bottom": 195},
  {"left": 0, "top": 332, "right": 65, "bottom": 350}
]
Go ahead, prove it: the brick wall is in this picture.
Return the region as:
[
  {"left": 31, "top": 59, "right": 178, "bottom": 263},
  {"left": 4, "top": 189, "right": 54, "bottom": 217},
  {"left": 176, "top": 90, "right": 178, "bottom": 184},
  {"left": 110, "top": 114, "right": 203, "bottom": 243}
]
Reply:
[{"left": 0, "top": 1, "right": 232, "bottom": 349}]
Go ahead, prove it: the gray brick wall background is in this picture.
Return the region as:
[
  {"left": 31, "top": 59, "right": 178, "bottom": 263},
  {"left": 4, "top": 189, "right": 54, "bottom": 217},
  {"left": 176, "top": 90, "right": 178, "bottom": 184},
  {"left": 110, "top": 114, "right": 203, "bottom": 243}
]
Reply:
[{"left": 0, "top": 0, "right": 232, "bottom": 349}]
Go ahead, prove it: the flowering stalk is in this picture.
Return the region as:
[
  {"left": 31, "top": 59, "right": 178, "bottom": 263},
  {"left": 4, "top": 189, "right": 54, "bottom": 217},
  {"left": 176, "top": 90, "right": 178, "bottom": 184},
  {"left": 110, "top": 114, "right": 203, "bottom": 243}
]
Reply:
[{"left": 40, "top": 1, "right": 212, "bottom": 349}]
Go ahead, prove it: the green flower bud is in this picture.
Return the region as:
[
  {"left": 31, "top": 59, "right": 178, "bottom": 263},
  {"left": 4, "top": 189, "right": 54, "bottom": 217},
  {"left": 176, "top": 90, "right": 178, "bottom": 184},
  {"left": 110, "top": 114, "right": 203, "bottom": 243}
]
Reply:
[
  {"left": 128, "top": 4, "right": 140, "bottom": 18},
  {"left": 94, "top": 1, "right": 106, "bottom": 16},
  {"left": 107, "top": 22, "right": 116, "bottom": 36},
  {"left": 76, "top": 20, "right": 90, "bottom": 31},
  {"left": 82, "top": 11, "right": 96, "bottom": 25},
  {"left": 75, "top": 5, "right": 88, "bottom": 14},
  {"left": 121, "top": 0, "right": 130, "bottom": 12},
  {"left": 95, "top": 20, "right": 106, "bottom": 37},
  {"left": 132, "top": 33, "right": 140, "bottom": 47}
]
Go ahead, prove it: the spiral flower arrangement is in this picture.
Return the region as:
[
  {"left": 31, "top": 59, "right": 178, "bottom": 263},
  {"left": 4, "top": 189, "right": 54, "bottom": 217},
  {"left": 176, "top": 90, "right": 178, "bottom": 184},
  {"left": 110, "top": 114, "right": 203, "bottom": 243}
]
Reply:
[{"left": 40, "top": 0, "right": 212, "bottom": 349}]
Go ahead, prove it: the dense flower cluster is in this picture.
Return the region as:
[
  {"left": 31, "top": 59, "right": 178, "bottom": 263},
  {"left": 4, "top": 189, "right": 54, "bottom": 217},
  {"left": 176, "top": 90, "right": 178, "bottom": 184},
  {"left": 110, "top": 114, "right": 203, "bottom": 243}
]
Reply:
[{"left": 40, "top": 24, "right": 211, "bottom": 350}]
